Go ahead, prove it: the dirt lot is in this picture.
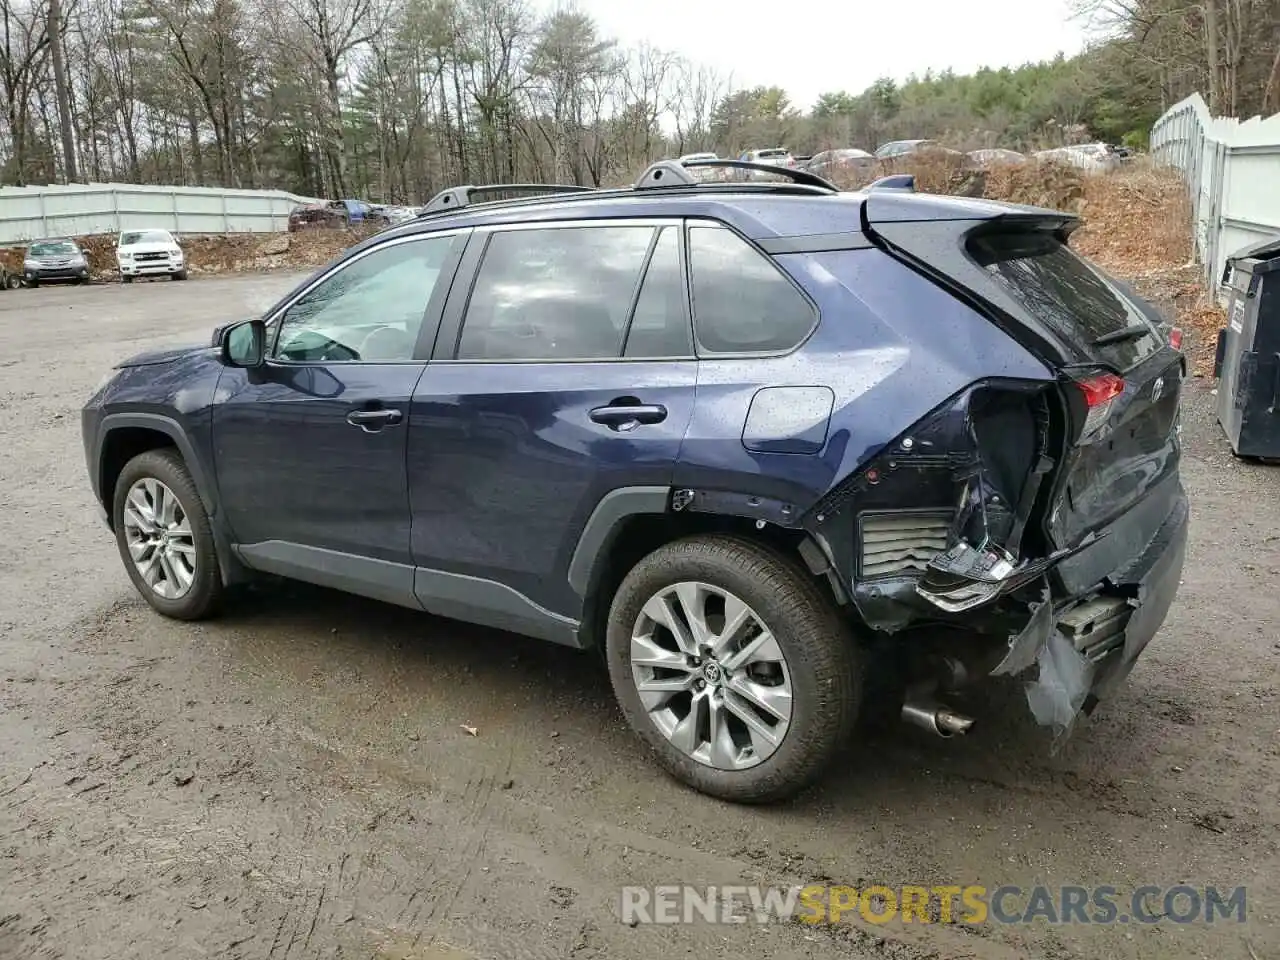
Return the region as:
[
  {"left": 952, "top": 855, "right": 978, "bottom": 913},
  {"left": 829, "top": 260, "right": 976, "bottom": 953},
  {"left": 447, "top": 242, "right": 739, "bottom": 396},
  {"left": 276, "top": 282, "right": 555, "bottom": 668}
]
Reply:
[{"left": 1, "top": 275, "right": 1277, "bottom": 960}]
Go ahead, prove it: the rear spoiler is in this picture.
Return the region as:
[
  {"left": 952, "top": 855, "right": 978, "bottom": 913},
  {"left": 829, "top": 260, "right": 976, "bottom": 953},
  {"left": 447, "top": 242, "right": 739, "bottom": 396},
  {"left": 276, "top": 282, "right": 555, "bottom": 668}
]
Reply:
[{"left": 860, "top": 200, "right": 1088, "bottom": 369}]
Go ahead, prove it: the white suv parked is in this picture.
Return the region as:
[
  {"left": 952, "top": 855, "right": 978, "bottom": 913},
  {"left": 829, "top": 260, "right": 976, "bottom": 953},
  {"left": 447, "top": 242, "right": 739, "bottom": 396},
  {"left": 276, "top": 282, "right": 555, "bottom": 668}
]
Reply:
[{"left": 116, "top": 229, "right": 187, "bottom": 283}]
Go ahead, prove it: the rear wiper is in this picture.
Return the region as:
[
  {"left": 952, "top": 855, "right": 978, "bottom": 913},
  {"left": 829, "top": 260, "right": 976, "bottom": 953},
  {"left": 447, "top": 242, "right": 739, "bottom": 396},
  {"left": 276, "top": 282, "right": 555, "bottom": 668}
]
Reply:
[{"left": 1091, "top": 323, "right": 1151, "bottom": 347}]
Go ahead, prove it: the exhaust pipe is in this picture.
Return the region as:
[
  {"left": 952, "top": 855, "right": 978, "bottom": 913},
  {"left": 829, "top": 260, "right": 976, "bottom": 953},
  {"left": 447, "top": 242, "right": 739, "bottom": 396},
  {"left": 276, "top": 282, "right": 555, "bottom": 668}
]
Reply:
[{"left": 901, "top": 698, "right": 976, "bottom": 738}]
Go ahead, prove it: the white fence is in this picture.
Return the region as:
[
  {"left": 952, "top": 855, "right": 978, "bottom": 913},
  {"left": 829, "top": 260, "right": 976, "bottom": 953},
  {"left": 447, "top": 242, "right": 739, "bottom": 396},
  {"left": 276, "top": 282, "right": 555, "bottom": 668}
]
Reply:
[
  {"left": 1150, "top": 93, "right": 1280, "bottom": 298},
  {"left": 0, "top": 183, "right": 319, "bottom": 245}
]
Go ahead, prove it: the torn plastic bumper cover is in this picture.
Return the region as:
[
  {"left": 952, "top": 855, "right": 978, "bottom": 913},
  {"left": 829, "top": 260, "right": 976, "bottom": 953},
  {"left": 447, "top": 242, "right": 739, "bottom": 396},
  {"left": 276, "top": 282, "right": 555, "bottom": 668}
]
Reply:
[{"left": 986, "top": 491, "right": 1189, "bottom": 742}]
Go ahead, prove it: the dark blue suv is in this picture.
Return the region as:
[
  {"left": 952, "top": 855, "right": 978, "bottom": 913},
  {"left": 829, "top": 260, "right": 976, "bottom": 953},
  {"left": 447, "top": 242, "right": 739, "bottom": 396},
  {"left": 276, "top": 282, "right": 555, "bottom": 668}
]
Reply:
[{"left": 81, "top": 161, "right": 1189, "bottom": 803}]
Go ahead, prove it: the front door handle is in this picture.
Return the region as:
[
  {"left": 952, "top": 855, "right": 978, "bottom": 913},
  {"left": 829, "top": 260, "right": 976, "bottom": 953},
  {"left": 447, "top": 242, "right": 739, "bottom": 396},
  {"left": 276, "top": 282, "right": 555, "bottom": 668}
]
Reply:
[
  {"left": 589, "top": 403, "right": 668, "bottom": 430},
  {"left": 346, "top": 407, "right": 403, "bottom": 432}
]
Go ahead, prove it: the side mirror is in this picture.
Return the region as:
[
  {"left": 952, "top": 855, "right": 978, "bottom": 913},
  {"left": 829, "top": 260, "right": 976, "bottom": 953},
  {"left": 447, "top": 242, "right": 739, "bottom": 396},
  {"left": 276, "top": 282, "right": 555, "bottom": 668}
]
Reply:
[{"left": 219, "top": 318, "right": 266, "bottom": 368}]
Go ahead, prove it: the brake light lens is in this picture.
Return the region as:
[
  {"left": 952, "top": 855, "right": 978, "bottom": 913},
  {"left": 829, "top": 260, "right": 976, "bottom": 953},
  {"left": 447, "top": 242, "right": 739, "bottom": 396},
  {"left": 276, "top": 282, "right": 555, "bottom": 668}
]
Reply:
[
  {"left": 1076, "top": 373, "right": 1125, "bottom": 437},
  {"left": 1168, "top": 326, "right": 1183, "bottom": 351}
]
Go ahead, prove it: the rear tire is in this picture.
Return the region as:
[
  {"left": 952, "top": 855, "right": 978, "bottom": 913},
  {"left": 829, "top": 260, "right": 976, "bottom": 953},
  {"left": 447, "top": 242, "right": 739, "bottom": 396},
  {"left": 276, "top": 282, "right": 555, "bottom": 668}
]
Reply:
[
  {"left": 605, "top": 535, "right": 861, "bottom": 803},
  {"left": 111, "top": 449, "right": 223, "bottom": 621}
]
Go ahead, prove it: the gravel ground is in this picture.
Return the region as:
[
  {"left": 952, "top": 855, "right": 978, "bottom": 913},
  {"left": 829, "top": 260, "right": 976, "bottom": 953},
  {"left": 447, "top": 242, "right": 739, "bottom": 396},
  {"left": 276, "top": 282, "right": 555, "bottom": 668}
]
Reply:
[{"left": 1, "top": 275, "right": 1278, "bottom": 960}]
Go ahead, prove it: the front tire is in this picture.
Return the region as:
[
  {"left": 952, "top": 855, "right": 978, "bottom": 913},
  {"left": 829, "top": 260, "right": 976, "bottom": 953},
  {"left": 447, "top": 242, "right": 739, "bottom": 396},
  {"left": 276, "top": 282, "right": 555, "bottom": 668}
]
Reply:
[
  {"left": 112, "top": 449, "right": 223, "bottom": 620},
  {"left": 121, "top": 274, "right": 133, "bottom": 284},
  {"left": 605, "top": 535, "right": 861, "bottom": 803},
  {"left": 173, "top": 269, "right": 188, "bottom": 281}
]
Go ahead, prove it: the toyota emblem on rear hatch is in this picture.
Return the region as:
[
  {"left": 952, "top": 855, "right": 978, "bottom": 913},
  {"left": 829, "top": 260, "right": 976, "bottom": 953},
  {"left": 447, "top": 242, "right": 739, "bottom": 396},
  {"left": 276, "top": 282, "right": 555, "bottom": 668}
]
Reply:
[{"left": 1151, "top": 377, "right": 1164, "bottom": 403}]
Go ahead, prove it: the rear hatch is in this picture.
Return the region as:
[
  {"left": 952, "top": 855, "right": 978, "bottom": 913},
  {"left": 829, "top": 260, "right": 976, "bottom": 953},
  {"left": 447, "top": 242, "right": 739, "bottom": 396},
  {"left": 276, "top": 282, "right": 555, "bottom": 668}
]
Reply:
[{"left": 862, "top": 193, "right": 1184, "bottom": 594}]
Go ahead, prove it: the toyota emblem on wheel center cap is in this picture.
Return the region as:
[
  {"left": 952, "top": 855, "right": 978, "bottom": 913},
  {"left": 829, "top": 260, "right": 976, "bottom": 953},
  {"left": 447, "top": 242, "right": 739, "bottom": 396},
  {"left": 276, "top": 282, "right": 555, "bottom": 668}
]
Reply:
[{"left": 702, "top": 662, "right": 722, "bottom": 685}]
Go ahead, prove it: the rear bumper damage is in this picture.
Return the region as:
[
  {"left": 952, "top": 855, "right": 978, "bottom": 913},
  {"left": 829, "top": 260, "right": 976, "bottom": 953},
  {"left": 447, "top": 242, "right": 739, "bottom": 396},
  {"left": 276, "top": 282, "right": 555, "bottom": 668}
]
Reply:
[{"left": 992, "top": 486, "right": 1188, "bottom": 740}]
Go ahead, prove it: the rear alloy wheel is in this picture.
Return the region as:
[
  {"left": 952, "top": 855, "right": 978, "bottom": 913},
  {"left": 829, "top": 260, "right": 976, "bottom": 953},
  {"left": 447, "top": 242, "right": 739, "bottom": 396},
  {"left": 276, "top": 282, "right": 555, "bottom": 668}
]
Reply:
[
  {"left": 112, "top": 449, "right": 222, "bottom": 620},
  {"left": 605, "top": 535, "right": 861, "bottom": 803}
]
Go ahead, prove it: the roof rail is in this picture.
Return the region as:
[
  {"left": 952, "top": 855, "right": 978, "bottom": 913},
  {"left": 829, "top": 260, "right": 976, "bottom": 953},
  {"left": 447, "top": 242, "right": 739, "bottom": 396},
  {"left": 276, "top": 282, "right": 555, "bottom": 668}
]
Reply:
[
  {"left": 633, "top": 159, "right": 838, "bottom": 193},
  {"left": 419, "top": 183, "right": 595, "bottom": 215},
  {"left": 866, "top": 174, "right": 916, "bottom": 192}
]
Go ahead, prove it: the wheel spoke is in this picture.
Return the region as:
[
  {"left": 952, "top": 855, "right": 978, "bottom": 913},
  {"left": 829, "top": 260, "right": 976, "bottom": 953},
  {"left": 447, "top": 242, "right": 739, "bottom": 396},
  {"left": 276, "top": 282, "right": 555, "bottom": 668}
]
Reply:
[
  {"left": 170, "top": 551, "right": 195, "bottom": 590},
  {"left": 157, "top": 551, "right": 181, "bottom": 597},
  {"left": 126, "top": 489, "right": 157, "bottom": 531},
  {"left": 668, "top": 694, "right": 707, "bottom": 755},
  {"left": 640, "top": 593, "right": 696, "bottom": 655},
  {"left": 721, "top": 628, "right": 783, "bottom": 674},
  {"left": 723, "top": 693, "right": 783, "bottom": 754},
  {"left": 710, "top": 594, "right": 754, "bottom": 660},
  {"left": 168, "top": 539, "right": 196, "bottom": 557},
  {"left": 674, "top": 583, "right": 714, "bottom": 649},
  {"left": 706, "top": 698, "right": 738, "bottom": 769},
  {"left": 727, "top": 675, "right": 792, "bottom": 723},
  {"left": 630, "top": 633, "right": 688, "bottom": 672},
  {"left": 136, "top": 549, "right": 161, "bottom": 586}
]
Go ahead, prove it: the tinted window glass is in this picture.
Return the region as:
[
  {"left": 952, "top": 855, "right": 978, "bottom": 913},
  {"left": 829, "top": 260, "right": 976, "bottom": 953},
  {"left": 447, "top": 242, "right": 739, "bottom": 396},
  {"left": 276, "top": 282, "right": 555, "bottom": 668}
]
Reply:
[
  {"left": 458, "top": 226, "right": 653, "bottom": 361},
  {"left": 624, "top": 227, "right": 692, "bottom": 358},
  {"left": 273, "top": 235, "right": 455, "bottom": 363},
  {"left": 968, "top": 231, "right": 1159, "bottom": 369},
  {"left": 688, "top": 226, "right": 815, "bottom": 354}
]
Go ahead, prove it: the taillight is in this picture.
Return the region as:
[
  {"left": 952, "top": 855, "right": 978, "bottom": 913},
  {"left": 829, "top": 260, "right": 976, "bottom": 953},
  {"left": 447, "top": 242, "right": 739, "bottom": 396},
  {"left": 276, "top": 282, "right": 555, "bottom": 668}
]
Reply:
[
  {"left": 1168, "top": 326, "right": 1183, "bottom": 351},
  {"left": 1075, "top": 372, "right": 1125, "bottom": 437}
]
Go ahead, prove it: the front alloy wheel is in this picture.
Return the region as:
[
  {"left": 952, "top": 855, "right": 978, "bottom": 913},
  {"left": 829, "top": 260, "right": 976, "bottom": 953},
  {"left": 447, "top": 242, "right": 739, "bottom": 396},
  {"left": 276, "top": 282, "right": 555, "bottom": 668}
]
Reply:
[
  {"left": 122, "top": 477, "right": 197, "bottom": 599},
  {"left": 111, "top": 449, "right": 222, "bottom": 620}
]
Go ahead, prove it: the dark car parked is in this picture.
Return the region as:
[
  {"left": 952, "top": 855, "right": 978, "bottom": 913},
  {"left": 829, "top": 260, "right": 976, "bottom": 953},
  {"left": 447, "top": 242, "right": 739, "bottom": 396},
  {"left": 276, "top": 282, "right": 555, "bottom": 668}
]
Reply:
[
  {"left": 82, "top": 164, "right": 1189, "bottom": 803},
  {"left": 23, "top": 238, "right": 90, "bottom": 286},
  {"left": 287, "top": 202, "right": 348, "bottom": 232}
]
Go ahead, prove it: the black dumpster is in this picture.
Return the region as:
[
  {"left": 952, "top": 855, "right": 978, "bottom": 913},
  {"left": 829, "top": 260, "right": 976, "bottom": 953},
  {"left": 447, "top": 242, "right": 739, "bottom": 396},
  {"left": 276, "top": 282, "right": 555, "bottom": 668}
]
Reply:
[{"left": 1214, "top": 236, "right": 1280, "bottom": 458}]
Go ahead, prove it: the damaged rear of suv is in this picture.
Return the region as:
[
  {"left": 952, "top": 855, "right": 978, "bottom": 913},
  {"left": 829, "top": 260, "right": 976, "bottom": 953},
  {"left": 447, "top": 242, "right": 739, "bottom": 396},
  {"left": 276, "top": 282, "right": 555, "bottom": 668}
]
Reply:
[{"left": 803, "top": 184, "right": 1188, "bottom": 748}]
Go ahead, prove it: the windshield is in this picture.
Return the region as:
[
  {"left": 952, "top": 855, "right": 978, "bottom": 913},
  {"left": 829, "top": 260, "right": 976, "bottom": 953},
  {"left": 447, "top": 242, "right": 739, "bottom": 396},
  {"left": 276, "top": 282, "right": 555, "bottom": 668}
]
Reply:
[
  {"left": 119, "top": 231, "right": 172, "bottom": 246},
  {"left": 29, "top": 241, "right": 79, "bottom": 257}
]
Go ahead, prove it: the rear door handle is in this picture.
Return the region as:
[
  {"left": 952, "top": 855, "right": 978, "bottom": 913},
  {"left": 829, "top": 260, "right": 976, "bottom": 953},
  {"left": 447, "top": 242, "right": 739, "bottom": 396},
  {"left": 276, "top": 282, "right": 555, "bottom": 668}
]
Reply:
[
  {"left": 346, "top": 408, "right": 403, "bottom": 432},
  {"left": 589, "top": 404, "right": 667, "bottom": 429}
]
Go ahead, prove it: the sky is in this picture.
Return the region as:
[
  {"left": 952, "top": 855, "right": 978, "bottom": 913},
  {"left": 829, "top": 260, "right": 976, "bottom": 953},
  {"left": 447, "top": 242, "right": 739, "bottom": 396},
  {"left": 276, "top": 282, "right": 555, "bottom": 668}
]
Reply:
[{"left": 529, "top": 0, "right": 1093, "bottom": 112}]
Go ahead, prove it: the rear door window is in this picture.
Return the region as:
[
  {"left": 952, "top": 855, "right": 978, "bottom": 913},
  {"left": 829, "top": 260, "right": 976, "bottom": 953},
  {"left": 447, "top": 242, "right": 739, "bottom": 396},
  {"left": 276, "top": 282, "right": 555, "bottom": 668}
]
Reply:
[
  {"left": 967, "top": 231, "right": 1160, "bottom": 369},
  {"left": 457, "top": 226, "right": 654, "bottom": 360},
  {"left": 624, "top": 227, "right": 692, "bottom": 358},
  {"left": 687, "top": 225, "right": 816, "bottom": 355}
]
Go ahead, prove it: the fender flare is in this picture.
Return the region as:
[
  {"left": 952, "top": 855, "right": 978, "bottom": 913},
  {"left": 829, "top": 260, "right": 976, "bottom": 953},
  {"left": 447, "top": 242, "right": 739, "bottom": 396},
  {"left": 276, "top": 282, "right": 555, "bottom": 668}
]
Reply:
[
  {"left": 567, "top": 486, "right": 671, "bottom": 598},
  {"left": 94, "top": 412, "right": 247, "bottom": 585},
  {"left": 95, "top": 412, "right": 219, "bottom": 516}
]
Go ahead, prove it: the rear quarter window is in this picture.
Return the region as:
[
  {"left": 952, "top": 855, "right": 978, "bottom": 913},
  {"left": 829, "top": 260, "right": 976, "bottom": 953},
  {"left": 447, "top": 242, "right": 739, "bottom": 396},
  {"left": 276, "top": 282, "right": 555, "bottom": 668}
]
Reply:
[{"left": 687, "top": 225, "right": 816, "bottom": 355}]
